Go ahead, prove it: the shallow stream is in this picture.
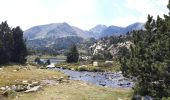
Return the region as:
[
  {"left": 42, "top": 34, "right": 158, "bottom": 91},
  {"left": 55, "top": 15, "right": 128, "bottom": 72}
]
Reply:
[
  {"left": 55, "top": 68, "right": 133, "bottom": 88},
  {"left": 43, "top": 58, "right": 133, "bottom": 88}
]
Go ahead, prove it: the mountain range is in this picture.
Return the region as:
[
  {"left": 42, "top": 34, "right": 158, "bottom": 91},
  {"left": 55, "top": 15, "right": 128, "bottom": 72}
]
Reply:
[
  {"left": 24, "top": 22, "right": 144, "bottom": 53},
  {"left": 24, "top": 22, "right": 144, "bottom": 40}
]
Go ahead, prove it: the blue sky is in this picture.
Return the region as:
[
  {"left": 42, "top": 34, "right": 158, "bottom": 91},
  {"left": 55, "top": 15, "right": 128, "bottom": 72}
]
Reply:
[{"left": 0, "top": 0, "right": 169, "bottom": 30}]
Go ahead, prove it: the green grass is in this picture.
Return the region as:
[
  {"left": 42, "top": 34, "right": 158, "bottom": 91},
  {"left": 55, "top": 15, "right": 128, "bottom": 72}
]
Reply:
[
  {"left": 40, "top": 55, "right": 66, "bottom": 60},
  {"left": 55, "top": 61, "right": 121, "bottom": 72},
  {"left": 0, "top": 64, "right": 66, "bottom": 88}
]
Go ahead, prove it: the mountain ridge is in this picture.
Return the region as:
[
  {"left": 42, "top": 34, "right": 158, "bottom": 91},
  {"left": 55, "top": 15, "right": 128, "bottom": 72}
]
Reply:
[
  {"left": 24, "top": 22, "right": 144, "bottom": 54},
  {"left": 24, "top": 22, "right": 89, "bottom": 40},
  {"left": 24, "top": 22, "right": 144, "bottom": 40}
]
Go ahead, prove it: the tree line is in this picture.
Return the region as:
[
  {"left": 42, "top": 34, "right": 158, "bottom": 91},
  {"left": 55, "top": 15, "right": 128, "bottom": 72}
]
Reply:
[{"left": 0, "top": 21, "right": 27, "bottom": 64}]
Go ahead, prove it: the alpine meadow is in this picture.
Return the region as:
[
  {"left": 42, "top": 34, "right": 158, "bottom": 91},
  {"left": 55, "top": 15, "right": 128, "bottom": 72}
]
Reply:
[{"left": 0, "top": 0, "right": 170, "bottom": 100}]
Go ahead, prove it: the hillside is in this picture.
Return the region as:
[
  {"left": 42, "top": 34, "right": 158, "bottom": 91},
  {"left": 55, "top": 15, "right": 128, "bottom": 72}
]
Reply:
[
  {"left": 27, "top": 36, "right": 84, "bottom": 54},
  {"left": 89, "top": 35, "right": 132, "bottom": 60},
  {"left": 88, "top": 25, "right": 108, "bottom": 38},
  {"left": 24, "top": 22, "right": 89, "bottom": 40}
]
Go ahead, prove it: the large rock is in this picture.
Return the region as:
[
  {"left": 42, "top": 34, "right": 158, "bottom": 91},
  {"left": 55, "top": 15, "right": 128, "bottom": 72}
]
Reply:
[
  {"left": 15, "top": 85, "right": 27, "bottom": 92},
  {"left": 132, "top": 95, "right": 142, "bottom": 100},
  {"left": 11, "top": 85, "right": 17, "bottom": 91},
  {"left": 24, "top": 86, "right": 42, "bottom": 93},
  {"left": 0, "top": 87, "right": 6, "bottom": 91},
  {"left": 93, "top": 61, "right": 98, "bottom": 67},
  {"left": 30, "top": 81, "right": 40, "bottom": 87},
  {"left": 41, "top": 80, "right": 58, "bottom": 86},
  {"left": 105, "top": 61, "right": 113, "bottom": 67},
  {"left": 46, "top": 64, "right": 55, "bottom": 68},
  {"left": 132, "top": 95, "right": 153, "bottom": 100}
]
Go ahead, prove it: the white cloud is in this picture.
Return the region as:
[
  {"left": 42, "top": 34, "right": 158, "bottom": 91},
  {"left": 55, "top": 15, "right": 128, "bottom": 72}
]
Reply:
[
  {"left": 0, "top": 0, "right": 97, "bottom": 30},
  {"left": 112, "top": 15, "right": 142, "bottom": 27},
  {"left": 111, "top": 0, "right": 169, "bottom": 27},
  {"left": 51, "top": 0, "right": 97, "bottom": 30},
  {"left": 126, "top": 0, "right": 169, "bottom": 19},
  {"left": 0, "top": 0, "right": 46, "bottom": 29}
]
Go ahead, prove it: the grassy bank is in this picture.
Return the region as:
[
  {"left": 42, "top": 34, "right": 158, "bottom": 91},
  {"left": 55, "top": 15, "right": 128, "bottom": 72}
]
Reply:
[
  {"left": 0, "top": 64, "right": 66, "bottom": 89},
  {"left": 55, "top": 61, "right": 120, "bottom": 72},
  {"left": 11, "top": 80, "right": 132, "bottom": 100},
  {"left": 0, "top": 64, "right": 132, "bottom": 100}
]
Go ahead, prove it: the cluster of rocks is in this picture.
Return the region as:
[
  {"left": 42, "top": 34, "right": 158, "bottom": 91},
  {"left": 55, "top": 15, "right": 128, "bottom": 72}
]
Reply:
[
  {"left": 0, "top": 80, "right": 41, "bottom": 97},
  {"left": 90, "top": 40, "right": 107, "bottom": 55},
  {"left": 0, "top": 79, "right": 65, "bottom": 97},
  {"left": 132, "top": 95, "right": 153, "bottom": 100},
  {"left": 104, "top": 72, "right": 133, "bottom": 87}
]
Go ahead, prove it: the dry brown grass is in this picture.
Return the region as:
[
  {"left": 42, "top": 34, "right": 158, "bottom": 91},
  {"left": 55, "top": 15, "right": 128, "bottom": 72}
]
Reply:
[
  {"left": 11, "top": 80, "right": 132, "bottom": 100},
  {"left": 0, "top": 64, "right": 66, "bottom": 87},
  {"left": 0, "top": 64, "right": 132, "bottom": 100}
]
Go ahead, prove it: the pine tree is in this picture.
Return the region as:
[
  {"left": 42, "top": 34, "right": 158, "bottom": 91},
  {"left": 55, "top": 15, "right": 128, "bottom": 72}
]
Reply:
[
  {"left": 46, "top": 59, "right": 51, "bottom": 65},
  {"left": 66, "top": 44, "right": 79, "bottom": 63},
  {"left": 12, "top": 26, "right": 27, "bottom": 63},
  {"left": 120, "top": 1, "right": 170, "bottom": 99},
  {"left": 0, "top": 21, "right": 27, "bottom": 65},
  {"left": 0, "top": 21, "right": 12, "bottom": 63},
  {"left": 0, "top": 40, "right": 8, "bottom": 64}
]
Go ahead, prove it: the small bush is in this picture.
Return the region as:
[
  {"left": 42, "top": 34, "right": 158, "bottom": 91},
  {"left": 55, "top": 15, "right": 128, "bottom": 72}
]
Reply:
[{"left": 76, "top": 67, "right": 88, "bottom": 71}]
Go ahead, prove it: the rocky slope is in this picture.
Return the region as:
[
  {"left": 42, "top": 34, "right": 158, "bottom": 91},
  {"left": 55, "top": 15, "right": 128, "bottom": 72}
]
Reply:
[
  {"left": 89, "top": 35, "right": 133, "bottom": 59},
  {"left": 88, "top": 25, "right": 107, "bottom": 38},
  {"left": 27, "top": 36, "right": 84, "bottom": 54}
]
